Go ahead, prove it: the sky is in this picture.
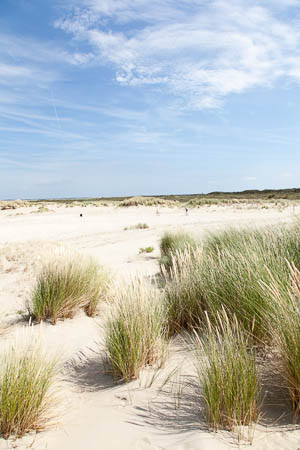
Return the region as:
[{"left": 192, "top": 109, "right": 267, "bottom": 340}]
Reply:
[{"left": 1, "top": 0, "right": 300, "bottom": 199}]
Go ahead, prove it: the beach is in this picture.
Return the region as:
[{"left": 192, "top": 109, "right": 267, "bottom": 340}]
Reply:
[{"left": 0, "top": 203, "right": 299, "bottom": 450}]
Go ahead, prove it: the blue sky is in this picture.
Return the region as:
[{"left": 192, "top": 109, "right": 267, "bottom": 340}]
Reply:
[{"left": 1, "top": 0, "right": 300, "bottom": 199}]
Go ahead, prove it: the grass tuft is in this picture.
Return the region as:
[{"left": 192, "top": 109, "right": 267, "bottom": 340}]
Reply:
[
  {"left": 28, "top": 256, "right": 110, "bottom": 324},
  {"left": 262, "top": 264, "right": 300, "bottom": 417},
  {"left": 164, "top": 246, "right": 206, "bottom": 336},
  {"left": 124, "top": 223, "right": 149, "bottom": 230},
  {"left": 159, "top": 231, "right": 198, "bottom": 275},
  {"left": 0, "top": 332, "right": 60, "bottom": 438},
  {"left": 162, "top": 224, "right": 300, "bottom": 343},
  {"left": 192, "top": 311, "right": 260, "bottom": 433},
  {"left": 104, "top": 278, "right": 168, "bottom": 382},
  {"left": 139, "top": 246, "right": 154, "bottom": 254}
]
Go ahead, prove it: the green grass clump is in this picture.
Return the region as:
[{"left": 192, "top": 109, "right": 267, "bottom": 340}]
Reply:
[
  {"left": 139, "top": 246, "right": 154, "bottom": 254},
  {"left": 0, "top": 337, "right": 59, "bottom": 438},
  {"left": 164, "top": 246, "right": 206, "bottom": 336},
  {"left": 193, "top": 312, "right": 260, "bottom": 433},
  {"left": 200, "top": 225, "right": 300, "bottom": 342},
  {"left": 105, "top": 279, "right": 168, "bottom": 382},
  {"left": 159, "top": 231, "right": 198, "bottom": 275},
  {"left": 28, "top": 257, "right": 110, "bottom": 324},
  {"left": 163, "top": 224, "right": 300, "bottom": 343},
  {"left": 262, "top": 265, "right": 300, "bottom": 416},
  {"left": 124, "top": 223, "right": 149, "bottom": 230}
]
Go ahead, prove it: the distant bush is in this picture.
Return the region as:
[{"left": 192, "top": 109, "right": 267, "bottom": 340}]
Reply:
[
  {"left": 119, "top": 196, "right": 178, "bottom": 207},
  {"left": 28, "top": 256, "right": 110, "bottom": 324},
  {"left": 185, "top": 198, "right": 244, "bottom": 207},
  {"left": 31, "top": 206, "right": 53, "bottom": 214},
  {"left": 184, "top": 197, "right": 277, "bottom": 208},
  {"left": 0, "top": 200, "right": 29, "bottom": 210}
]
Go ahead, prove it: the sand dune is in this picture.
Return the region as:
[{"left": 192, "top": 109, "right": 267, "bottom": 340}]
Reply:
[{"left": 0, "top": 204, "right": 299, "bottom": 449}]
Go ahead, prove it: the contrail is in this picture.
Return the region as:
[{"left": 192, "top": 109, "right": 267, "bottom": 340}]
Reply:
[{"left": 51, "top": 89, "right": 61, "bottom": 130}]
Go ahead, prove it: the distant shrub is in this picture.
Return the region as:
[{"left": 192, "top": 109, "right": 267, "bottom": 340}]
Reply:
[
  {"left": 0, "top": 200, "right": 29, "bottom": 210},
  {"left": 28, "top": 256, "right": 110, "bottom": 324},
  {"left": 185, "top": 198, "right": 266, "bottom": 208},
  {"left": 186, "top": 198, "right": 220, "bottom": 207},
  {"left": 37, "top": 206, "right": 52, "bottom": 213},
  {"left": 186, "top": 198, "right": 240, "bottom": 207},
  {"left": 119, "top": 196, "right": 177, "bottom": 207}
]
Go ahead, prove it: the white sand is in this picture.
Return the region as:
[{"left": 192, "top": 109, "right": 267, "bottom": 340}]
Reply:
[{"left": 0, "top": 204, "right": 299, "bottom": 449}]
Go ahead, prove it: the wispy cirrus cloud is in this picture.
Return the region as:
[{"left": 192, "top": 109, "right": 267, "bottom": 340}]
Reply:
[
  {"left": 0, "top": 30, "right": 93, "bottom": 99},
  {"left": 0, "top": 32, "right": 92, "bottom": 67},
  {"left": 55, "top": 0, "right": 300, "bottom": 108}
]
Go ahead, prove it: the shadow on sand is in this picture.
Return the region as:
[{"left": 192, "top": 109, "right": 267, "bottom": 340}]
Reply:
[{"left": 64, "top": 349, "right": 121, "bottom": 393}]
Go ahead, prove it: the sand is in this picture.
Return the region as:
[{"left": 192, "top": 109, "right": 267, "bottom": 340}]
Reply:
[{"left": 0, "top": 203, "right": 299, "bottom": 449}]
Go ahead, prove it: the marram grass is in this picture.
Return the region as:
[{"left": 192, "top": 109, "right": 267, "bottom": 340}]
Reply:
[
  {"left": 28, "top": 255, "right": 110, "bottom": 324},
  {"left": 0, "top": 331, "right": 60, "bottom": 438},
  {"left": 192, "top": 311, "right": 260, "bottom": 432},
  {"left": 159, "top": 231, "right": 198, "bottom": 275},
  {"left": 262, "top": 264, "right": 300, "bottom": 417},
  {"left": 162, "top": 224, "right": 300, "bottom": 343},
  {"left": 164, "top": 246, "right": 206, "bottom": 336},
  {"left": 105, "top": 278, "right": 168, "bottom": 382}
]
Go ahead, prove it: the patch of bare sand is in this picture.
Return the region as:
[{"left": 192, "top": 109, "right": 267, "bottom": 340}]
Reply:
[{"left": 0, "top": 204, "right": 299, "bottom": 449}]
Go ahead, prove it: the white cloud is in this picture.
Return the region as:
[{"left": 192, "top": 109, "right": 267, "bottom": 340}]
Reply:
[
  {"left": 0, "top": 32, "right": 92, "bottom": 67},
  {"left": 0, "top": 31, "right": 92, "bottom": 94},
  {"left": 55, "top": 0, "right": 300, "bottom": 108},
  {"left": 0, "top": 62, "right": 59, "bottom": 88},
  {"left": 0, "top": 63, "right": 33, "bottom": 78},
  {"left": 0, "top": 30, "right": 95, "bottom": 120}
]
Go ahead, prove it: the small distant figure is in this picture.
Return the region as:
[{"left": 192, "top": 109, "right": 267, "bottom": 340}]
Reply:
[
  {"left": 156, "top": 207, "right": 160, "bottom": 216},
  {"left": 80, "top": 213, "right": 83, "bottom": 218},
  {"left": 185, "top": 208, "right": 189, "bottom": 216}
]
